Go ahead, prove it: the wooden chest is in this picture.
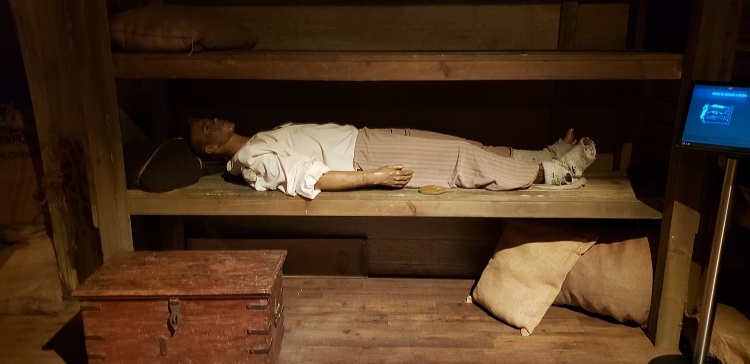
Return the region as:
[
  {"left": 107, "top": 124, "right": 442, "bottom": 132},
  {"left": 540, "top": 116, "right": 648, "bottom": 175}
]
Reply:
[{"left": 73, "top": 250, "right": 286, "bottom": 363}]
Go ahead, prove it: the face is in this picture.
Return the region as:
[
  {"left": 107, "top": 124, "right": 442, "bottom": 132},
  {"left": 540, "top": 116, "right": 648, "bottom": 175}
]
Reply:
[{"left": 189, "top": 118, "right": 235, "bottom": 155}]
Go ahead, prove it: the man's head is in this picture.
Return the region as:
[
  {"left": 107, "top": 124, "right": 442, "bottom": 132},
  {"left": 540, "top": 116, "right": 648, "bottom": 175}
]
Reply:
[{"left": 188, "top": 118, "right": 236, "bottom": 158}]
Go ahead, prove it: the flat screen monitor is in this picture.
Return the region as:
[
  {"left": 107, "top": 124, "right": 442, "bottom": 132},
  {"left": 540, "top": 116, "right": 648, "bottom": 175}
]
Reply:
[{"left": 678, "top": 81, "right": 750, "bottom": 158}]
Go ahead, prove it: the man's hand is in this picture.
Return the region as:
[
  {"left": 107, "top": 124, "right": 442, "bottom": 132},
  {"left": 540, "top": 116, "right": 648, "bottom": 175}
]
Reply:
[
  {"left": 369, "top": 165, "right": 413, "bottom": 187},
  {"left": 314, "top": 164, "right": 413, "bottom": 192}
]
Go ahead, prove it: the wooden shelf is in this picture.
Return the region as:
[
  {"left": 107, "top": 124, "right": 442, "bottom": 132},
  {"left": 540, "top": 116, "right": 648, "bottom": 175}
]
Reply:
[
  {"left": 127, "top": 172, "right": 662, "bottom": 219},
  {"left": 113, "top": 51, "right": 683, "bottom": 81}
]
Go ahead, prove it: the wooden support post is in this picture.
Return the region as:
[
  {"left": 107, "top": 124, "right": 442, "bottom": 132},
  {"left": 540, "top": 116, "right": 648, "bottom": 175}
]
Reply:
[
  {"left": 9, "top": 0, "right": 132, "bottom": 294},
  {"left": 648, "top": 0, "right": 741, "bottom": 348},
  {"left": 558, "top": 0, "right": 578, "bottom": 50},
  {"left": 550, "top": 1, "right": 578, "bottom": 143},
  {"left": 627, "top": 0, "right": 650, "bottom": 49}
]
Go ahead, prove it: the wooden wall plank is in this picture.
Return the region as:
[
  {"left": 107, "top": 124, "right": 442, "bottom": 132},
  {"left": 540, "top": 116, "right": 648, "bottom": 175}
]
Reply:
[
  {"left": 367, "top": 238, "right": 495, "bottom": 278},
  {"left": 188, "top": 238, "right": 368, "bottom": 276},
  {"left": 575, "top": 3, "right": 629, "bottom": 49},
  {"left": 202, "top": 4, "right": 561, "bottom": 51},
  {"left": 168, "top": 79, "right": 654, "bottom": 155},
  {"left": 183, "top": 216, "right": 502, "bottom": 241}
]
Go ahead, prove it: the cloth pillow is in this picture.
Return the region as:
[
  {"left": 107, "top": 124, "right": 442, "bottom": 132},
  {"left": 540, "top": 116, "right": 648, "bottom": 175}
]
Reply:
[
  {"left": 471, "top": 219, "right": 597, "bottom": 336},
  {"left": 109, "top": 5, "right": 258, "bottom": 52},
  {"left": 123, "top": 138, "right": 202, "bottom": 192},
  {"left": 554, "top": 234, "right": 653, "bottom": 326}
]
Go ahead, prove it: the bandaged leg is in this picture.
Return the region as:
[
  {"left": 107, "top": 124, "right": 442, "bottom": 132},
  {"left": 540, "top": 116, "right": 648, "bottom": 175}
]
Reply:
[
  {"left": 559, "top": 139, "right": 596, "bottom": 178},
  {"left": 541, "top": 159, "right": 574, "bottom": 186},
  {"left": 540, "top": 139, "right": 596, "bottom": 186},
  {"left": 547, "top": 138, "right": 576, "bottom": 158},
  {"left": 511, "top": 138, "right": 576, "bottom": 164},
  {"left": 511, "top": 148, "right": 555, "bottom": 164}
]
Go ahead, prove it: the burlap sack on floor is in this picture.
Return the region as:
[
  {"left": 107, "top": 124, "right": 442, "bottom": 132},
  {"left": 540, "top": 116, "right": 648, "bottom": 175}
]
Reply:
[
  {"left": 710, "top": 304, "right": 750, "bottom": 364},
  {"left": 554, "top": 235, "right": 653, "bottom": 326},
  {"left": 472, "top": 219, "right": 597, "bottom": 336}
]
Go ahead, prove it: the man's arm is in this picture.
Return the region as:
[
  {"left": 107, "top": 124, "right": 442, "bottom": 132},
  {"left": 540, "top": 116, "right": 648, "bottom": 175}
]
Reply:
[{"left": 314, "top": 165, "right": 413, "bottom": 191}]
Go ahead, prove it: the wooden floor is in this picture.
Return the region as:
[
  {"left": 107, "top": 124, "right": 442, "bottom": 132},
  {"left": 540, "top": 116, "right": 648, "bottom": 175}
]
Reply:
[
  {"left": 0, "top": 277, "right": 688, "bottom": 363},
  {"left": 0, "top": 303, "right": 83, "bottom": 364}
]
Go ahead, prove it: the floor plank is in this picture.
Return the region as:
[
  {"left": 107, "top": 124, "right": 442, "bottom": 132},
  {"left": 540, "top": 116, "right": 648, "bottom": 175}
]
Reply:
[
  {"left": 279, "top": 277, "right": 686, "bottom": 364},
  {"left": 0, "top": 277, "right": 687, "bottom": 363},
  {"left": 0, "top": 303, "right": 81, "bottom": 364}
]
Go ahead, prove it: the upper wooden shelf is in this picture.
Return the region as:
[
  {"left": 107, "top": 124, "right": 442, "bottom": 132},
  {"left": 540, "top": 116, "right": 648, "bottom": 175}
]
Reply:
[
  {"left": 127, "top": 172, "right": 662, "bottom": 219},
  {"left": 113, "top": 51, "right": 683, "bottom": 81}
]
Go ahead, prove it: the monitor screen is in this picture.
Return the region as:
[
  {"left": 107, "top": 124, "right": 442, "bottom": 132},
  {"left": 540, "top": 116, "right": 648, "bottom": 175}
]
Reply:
[{"left": 678, "top": 81, "right": 750, "bottom": 157}]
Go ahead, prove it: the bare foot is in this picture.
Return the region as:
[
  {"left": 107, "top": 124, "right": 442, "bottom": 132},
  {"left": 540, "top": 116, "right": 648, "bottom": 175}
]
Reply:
[
  {"left": 563, "top": 128, "right": 575, "bottom": 144},
  {"left": 545, "top": 128, "right": 576, "bottom": 159}
]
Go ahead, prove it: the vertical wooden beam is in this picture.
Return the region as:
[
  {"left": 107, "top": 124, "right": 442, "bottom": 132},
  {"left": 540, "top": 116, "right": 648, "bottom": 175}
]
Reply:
[
  {"left": 627, "top": 0, "right": 650, "bottom": 49},
  {"left": 159, "top": 216, "right": 186, "bottom": 250},
  {"left": 649, "top": 0, "right": 741, "bottom": 348},
  {"left": 558, "top": 0, "right": 579, "bottom": 50},
  {"left": 551, "top": 1, "right": 578, "bottom": 142},
  {"left": 76, "top": 1, "right": 134, "bottom": 262},
  {"left": 10, "top": 0, "right": 132, "bottom": 294}
]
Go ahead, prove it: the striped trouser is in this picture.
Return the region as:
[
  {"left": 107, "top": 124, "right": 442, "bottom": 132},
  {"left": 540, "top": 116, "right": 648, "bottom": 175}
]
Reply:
[{"left": 353, "top": 127, "right": 539, "bottom": 191}]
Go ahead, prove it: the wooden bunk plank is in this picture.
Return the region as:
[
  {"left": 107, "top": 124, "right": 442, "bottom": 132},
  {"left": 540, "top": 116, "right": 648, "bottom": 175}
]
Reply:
[
  {"left": 113, "top": 51, "right": 683, "bottom": 81},
  {"left": 127, "top": 173, "right": 661, "bottom": 219}
]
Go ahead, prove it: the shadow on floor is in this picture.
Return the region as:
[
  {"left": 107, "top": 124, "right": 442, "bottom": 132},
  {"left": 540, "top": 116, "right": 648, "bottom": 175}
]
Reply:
[
  {"left": 43, "top": 310, "right": 87, "bottom": 363},
  {"left": 649, "top": 354, "right": 690, "bottom": 364}
]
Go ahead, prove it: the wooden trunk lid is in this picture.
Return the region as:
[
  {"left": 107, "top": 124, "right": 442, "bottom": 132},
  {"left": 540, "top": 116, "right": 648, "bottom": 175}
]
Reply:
[{"left": 73, "top": 250, "right": 286, "bottom": 299}]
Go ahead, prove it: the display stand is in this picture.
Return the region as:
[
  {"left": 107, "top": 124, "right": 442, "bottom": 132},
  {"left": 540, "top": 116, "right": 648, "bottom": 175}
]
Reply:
[{"left": 693, "top": 157, "right": 738, "bottom": 364}]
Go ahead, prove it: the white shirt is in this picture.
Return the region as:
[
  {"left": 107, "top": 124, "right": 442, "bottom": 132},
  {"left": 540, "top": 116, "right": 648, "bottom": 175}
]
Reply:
[{"left": 227, "top": 123, "right": 358, "bottom": 199}]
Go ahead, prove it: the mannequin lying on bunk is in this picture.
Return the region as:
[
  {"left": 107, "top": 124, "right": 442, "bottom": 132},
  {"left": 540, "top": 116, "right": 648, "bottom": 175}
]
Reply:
[{"left": 187, "top": 118, "right": 597, "bottom": 199}]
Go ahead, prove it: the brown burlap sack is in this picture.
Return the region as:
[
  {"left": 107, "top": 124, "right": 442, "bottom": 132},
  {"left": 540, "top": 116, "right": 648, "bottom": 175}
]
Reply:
[
  {"left": 110, "top": 5, "right": 258, "bottom": 52},
  {"left": 554, "top": 236, "right": 652, "bottom": 326},
  {"left": 472, "top": 219, "right": 596, "bottom": 336},
  {"left": 710, "top": 304, "right": 750, "bottom": 364}
]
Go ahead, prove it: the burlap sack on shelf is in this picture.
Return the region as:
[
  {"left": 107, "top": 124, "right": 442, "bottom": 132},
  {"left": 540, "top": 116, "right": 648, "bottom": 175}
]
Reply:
[{"left": 110, "top": 5, "right": 258, "bottom": 52}]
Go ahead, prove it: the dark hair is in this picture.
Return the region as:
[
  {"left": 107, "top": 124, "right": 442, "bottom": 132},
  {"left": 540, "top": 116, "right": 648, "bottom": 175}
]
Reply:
[
  {"left": 186, "top": 118, "right": 224, "bottom": 160},
  {"left": 186, "top": 118, "right": 208, "bottom": 158}
]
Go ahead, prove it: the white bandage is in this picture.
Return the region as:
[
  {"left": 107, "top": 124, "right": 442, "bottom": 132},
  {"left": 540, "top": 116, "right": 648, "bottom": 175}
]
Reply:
[
  {"left": 540, "top": 140, "right": 596, "bottom": 186},
  {"left": 559, "top": 141, "right": 596, "bottom": 178},
  {"left": 511, "top": 139, "right": 577, "bottom": 164}
]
